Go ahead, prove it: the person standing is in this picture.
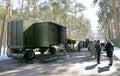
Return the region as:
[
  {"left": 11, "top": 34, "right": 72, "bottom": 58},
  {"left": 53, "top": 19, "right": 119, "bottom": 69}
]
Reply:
[
  {"left": 88, "top": 41, "right": 97, "bottom": 58},
  {"left": 105, "top": 40, "right": 114, "bottom": 66},
  {"left": 88, "top": 41, "right": 93, "bottom": 57},
  {"left": 95, "top": 40, "right": 101, "bottom": 64},
  {"left": 92, "top": 41, "right": 97, "bottom": 58},
  {"left": 78, "top": 41, "right": 82, "bottom": 52}
]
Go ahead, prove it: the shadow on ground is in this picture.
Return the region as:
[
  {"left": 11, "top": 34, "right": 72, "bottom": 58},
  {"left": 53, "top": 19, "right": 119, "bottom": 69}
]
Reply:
[
  {"left": 98, "top": 65, "right": 111, "bottom": 73},
  {"left": 85, "top": 63, "right": 98, "bottom": 70}
]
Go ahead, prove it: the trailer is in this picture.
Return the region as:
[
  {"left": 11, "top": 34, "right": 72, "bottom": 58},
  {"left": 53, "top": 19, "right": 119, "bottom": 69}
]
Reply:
[{"left": 7, "top": 20, "right": 67, "bottom": 60}]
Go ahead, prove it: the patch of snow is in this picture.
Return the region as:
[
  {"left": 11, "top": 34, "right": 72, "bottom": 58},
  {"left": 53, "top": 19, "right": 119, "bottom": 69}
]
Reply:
[
  {"left": 100, "top": 40, "right": 105, "bottom": 43},
  {"left": 0, "top": 46, "right": 10, "bottom": 61},
  {"left": 0, "top": 54, "right": 11, "bottom": 61},
  {"left": 113, "top": 47, "right": 120, "bottom": 60},
  {"left": 1, "top": 46, "right": 7, "bottom": 55},
  {"left": 75, "top": 41, "right": 80, "bottom": 47}
]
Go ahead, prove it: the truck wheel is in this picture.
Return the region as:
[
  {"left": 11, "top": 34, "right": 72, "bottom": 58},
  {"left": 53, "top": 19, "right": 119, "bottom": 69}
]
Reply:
[
  {"left": 40, "top": 51, "right": 44, "bottom": 54},
  {"left": 24, "top": 50, "right": 35, "bottom": 60},
  {"left": 49, "top": 47, "right": 56, "bottom": 54},
  {"left": 39, "top": 48, "right": 47, "bottom": 54}
]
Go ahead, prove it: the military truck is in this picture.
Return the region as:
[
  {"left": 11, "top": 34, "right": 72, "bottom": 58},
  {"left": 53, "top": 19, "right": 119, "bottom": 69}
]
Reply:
[{"left": 7, "top": 20, "right": 67, "bottom": 59}]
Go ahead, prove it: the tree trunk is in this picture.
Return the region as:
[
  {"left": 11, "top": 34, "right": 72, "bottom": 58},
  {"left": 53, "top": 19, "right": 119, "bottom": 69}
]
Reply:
[
  {"left": 3, "top": 30, "right": 7, "bottom": 54},
  {"left": 0, "top": 15, "right": 6, "bottom": 55},
  {"left": 110, "top": 21, "right": 114, "bottom": 40},
  {"left": 0, "top": 0, "right": 10, "bottom": 55},
  {"left": 112, "top": 0, "right": 119, "bottom": 38},
  {"left": 107, "top": 19, "right": 111, "bottom": 39},
  {"left": 7, "top": 0, "right": 12, "bottom": 20},
  {"left": 74, "top": 2, "right": 76, "bottom": 38},
  {"left": 0, "top": 0, "right": 12, "bottom": 55},
  {"left": 105, "top": 30, "right": 107, "bottom": 41},
  {"left": 20, "top": 0, "right": 24, "bottom": 19}
]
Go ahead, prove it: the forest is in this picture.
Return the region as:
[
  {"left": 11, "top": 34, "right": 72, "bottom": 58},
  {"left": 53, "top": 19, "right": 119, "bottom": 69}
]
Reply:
[{"left": 0, "top": 0, "right": 120, "bottom": 55}]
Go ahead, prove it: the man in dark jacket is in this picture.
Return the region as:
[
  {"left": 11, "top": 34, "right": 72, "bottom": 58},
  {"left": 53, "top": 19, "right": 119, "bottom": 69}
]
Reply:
[
  {"left": 105, "top": 40, "right": 114, "bottom": 66},
  {"left": 95, "top": 40, "right": 101, "bottom": 64}
]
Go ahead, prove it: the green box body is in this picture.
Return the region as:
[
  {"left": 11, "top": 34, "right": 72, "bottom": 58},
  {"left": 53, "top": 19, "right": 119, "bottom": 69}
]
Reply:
[
  {"left": 7, "top": 21, "right": 67, "bottom": 49},
  {"left": 23, "top": 22, "right": 67, "bottom": 48}
]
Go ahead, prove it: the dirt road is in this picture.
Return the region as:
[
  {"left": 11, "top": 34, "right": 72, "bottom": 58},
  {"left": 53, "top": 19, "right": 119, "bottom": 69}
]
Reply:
[{"left": 0, "top": 48, "right": 120, "bottom": 76}]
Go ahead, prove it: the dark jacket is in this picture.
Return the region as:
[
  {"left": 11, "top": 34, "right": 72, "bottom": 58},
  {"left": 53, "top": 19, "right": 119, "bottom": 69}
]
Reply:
[
  {"left": 95, "top": 44, "right": 101, "bottom": 54},
  {"left": 105, "top": 42, "right": 114, "bottom": 57}
]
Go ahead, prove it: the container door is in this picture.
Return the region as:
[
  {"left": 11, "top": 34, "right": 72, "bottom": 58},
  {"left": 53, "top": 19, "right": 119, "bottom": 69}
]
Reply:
[
  {"left": 59, "top": 26, "right": 67, "bottom": 44},
  {"left": 7, "top": 20, "right": 23, "bottom": 49}
]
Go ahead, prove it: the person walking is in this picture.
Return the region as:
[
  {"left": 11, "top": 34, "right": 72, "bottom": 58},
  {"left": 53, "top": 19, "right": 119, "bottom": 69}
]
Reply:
[
  {"left": 105, "top": 40, "right": 114, "bottom": 66},
  {"left": 95, "top": 40, "right": 101, "bottom": 64}
]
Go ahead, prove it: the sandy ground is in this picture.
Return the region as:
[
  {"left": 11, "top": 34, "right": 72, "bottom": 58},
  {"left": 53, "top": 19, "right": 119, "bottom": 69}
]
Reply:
[{"left": 0, "top": 48, "right": 120, "bottom": 76}]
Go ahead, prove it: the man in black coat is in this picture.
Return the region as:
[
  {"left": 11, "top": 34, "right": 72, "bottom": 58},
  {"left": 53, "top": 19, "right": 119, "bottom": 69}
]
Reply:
[{"left": 105, "top": 40, "right": 114, "bottom": 66}]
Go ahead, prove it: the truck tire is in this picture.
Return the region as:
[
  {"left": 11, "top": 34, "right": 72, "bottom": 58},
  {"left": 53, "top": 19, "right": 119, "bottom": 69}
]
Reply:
[
  {"left": 49, "top": 47, "right": 56, "bottom": 54},
  {"left": 24, "top": 50, "right": 35, "bottom": 60},
  {"left": 39, "top": 48, "right": 47, "bottom": 54},
  {"left": 40, "top": 51, "right": 44, "bottom": 54}
]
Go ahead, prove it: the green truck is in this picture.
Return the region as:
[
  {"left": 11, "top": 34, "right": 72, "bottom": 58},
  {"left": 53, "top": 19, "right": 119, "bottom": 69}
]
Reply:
[{"left": 7, "top": 20, "right": 67, "bottom": 59}]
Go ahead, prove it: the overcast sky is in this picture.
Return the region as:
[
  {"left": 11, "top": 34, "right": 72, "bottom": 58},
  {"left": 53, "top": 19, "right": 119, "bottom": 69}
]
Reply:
[{"left": 77, "top": 0, "right": 99, "bottom": 32}]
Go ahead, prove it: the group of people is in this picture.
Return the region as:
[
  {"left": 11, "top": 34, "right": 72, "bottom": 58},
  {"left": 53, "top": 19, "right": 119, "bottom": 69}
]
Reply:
[{"left": 88, "top": 40, "right": 114, "bottom": 66}]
